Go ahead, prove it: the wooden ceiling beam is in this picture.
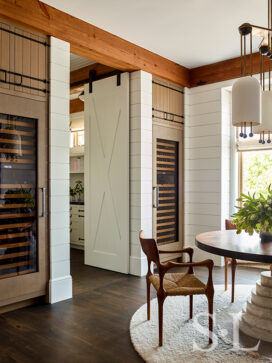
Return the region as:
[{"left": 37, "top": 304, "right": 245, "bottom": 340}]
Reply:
[
  {"left": 189, "top": 52, "right": 263, "bottom": 87},
  {"left": 0, "top": 0, "right": 190, "bottom": 87},
  {"left": 1, "top": 1, "right": 264, "bottom": 89}
]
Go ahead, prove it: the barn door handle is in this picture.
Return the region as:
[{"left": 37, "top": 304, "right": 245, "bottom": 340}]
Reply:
[
  {"left": 41, "top": 187, "right": 46, "bottom": 217},
  {"left": 153, "top": 186, "right": 159, "bottom": 209}
]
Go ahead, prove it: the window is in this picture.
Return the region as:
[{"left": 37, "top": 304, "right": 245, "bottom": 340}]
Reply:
[
  {"left": 70, "top": 117, "right": 84, "bottom": 148},
  {"left": 239, "top": 150, "right": 272, "bottom": 196},
  {"left": 70, "top": 129, "right": 84, "bottom": 148}
]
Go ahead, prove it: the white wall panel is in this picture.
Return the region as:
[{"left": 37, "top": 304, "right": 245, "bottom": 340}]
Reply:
[
  {"left": 129, "top": 71, "right": 152, "bottom": 276},
  {"left": 184, "top": 80, "right": 234, "bottom": 266},
  {"left": 49, "top": 37, "right": 72, "bottom": 303}
]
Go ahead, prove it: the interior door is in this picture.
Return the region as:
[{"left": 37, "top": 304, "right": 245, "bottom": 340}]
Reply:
[
  {"left": 152, "top": 123, "right": 184, "bottom": 262},
  {"left": 84, "top": 73, "right": 129, "bottom": 273},
  {"left": 0, "top": 93, "right": 48, "bottom": 308}
]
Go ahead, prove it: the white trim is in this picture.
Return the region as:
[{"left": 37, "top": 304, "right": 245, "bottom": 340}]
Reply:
[
  {"left": 49, "top": 36, "right": 72, "bottom": 303},
  {"left": 129, "top": 256, "right": 148, "bottom": 276},
  {"left": 49, "top": 276, "right": 73, "bottom": 303},
  {"left": 129, "top": 71, "right": 153, "bottom": 276}
]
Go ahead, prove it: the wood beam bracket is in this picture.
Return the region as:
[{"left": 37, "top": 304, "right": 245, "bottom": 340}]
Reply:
[
  {"left": 116, "top": 71, "right": 121, "bottom": 87},
  {"left": 89, "top": 70, "right": 96, "bottom": 93}
]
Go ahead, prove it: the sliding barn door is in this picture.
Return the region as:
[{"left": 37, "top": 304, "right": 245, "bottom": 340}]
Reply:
[{"left": 84, "top": 73, "right": 129, "bottom": 273}]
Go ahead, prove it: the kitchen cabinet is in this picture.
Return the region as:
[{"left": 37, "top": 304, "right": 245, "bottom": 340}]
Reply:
[{"left": 70, "top": 203, "right": 84, "bottom": 249}]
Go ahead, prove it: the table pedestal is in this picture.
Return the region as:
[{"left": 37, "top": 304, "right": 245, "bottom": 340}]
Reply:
[{"left": 239, "top": 271, "right": 272, "bottom": 342}]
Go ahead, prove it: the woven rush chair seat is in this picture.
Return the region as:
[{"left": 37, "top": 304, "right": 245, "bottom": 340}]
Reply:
[
  {"left": 139, "top": 230, "right": 214, "bottom": 346},
  {"left": 149, "top": 273, "right": 206, "bottom": 296}
]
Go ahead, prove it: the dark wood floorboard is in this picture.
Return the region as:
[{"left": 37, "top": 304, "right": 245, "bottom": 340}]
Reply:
[{"left": 0, "top": 248, "right": 267, "bottom": 363}]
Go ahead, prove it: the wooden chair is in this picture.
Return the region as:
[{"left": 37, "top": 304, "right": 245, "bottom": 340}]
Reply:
[
  {"left": 224, "top": 219, "right": 270, "bottom": 302},
  {"left": 139, "top": 230, "right": 214, "bottom": 346}
]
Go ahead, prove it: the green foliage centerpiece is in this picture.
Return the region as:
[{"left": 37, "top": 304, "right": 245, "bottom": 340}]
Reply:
[{"left": 232, "top": 185, "right": 272, "bottom": 243}]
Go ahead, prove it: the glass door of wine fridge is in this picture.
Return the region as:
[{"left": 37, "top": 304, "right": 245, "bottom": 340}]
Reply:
[
  {"left": 0, "top": 113, "right": 38, "bottom": 277},
  {"left": 0, "top": 93, "right": 48, "bottom": 308},
  {"left": 152, "top": 123, "right": 184, "bottom": 263}
]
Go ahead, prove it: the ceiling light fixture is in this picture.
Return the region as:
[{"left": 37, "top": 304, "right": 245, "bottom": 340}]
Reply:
[
  {"left": 232, "top": 24, "right": 261, "bottom": 138},
  {"left": 232, "top": 0, "right": 272, "bottom": 143}
]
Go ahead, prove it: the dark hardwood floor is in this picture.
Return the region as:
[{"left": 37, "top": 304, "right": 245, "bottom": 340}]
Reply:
[{"left": 0, "top": 249, "right": 264, "bottom": 363}]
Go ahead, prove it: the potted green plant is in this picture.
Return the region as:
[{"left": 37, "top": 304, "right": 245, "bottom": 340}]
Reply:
[
  {"left": 74, "top": 180, "right": 84, "bottom": 202},
  {"left": 70, "top": 186, "right": 77, "bottom": 201},
  {"left": 232, "top": 185, "right": 272, "bottom": 243}
]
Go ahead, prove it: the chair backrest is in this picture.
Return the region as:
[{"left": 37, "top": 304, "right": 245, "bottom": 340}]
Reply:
[
  {"left": 225, "top": 219, "right": 237, "bottom": 230},
  {"left": 139, "top": 230, "right": 160, "bottom": 265}
]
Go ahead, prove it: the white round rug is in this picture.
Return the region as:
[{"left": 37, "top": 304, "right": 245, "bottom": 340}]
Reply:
[{"left": 130, "top": 285, "right": 272, "bottom": 363}]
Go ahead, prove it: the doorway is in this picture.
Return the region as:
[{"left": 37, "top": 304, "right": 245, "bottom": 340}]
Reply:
[{"left": 69, "top": 54, "right": 130, "bottom": 276}]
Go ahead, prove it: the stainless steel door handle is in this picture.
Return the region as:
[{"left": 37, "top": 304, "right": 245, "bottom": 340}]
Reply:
[
  {"left": 153, "top": 186, "right": 159, "bottom": 209},
  {"left": 41, "top": 187, "right": 46, "bottom": 217}
]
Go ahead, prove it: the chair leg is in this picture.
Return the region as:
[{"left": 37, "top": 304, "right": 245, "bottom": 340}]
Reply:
[
  {"left": 224, "top": 257, "right": 228, "bottom": 290},
  {"left": 207, "top": 292, "right": 214, "bottom": 344},
  {"left": 147, "top": 278, "right": 151, "bottom": 320},
  {"left": 231, "top": 258, "right": 237, "bottom": 303},
  {"left": 189, "top": 295, "right": 193, "bottom": 319},
  {"left": 158, "top": 295, "right": 165, "bottom": 346}
]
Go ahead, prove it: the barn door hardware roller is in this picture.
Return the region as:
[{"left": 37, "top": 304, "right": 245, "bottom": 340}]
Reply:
[
  {"left": 89, "top": 70, "right": 97, "bottom": 93},
  {"left": 88, "top": 70, "right": 123, "bottom": 93},
  {"left": 116, "top": 71, "right": 121, "bottom": 86}
]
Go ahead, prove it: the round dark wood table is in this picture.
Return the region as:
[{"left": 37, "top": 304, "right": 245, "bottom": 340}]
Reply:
[
  {"left": 195, "top": 230, "right": 272, "bottom": 264},
  {"left": 195, "top": 230, "right": 272, "bottom": 342}
]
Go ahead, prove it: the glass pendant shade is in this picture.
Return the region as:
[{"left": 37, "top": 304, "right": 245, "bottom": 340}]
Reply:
[
  {"left": 253, "top": 91, "right": 272, "bottom": 143},
  {"left": 232, "top": 76, "right": 261, "bottom": 126}
]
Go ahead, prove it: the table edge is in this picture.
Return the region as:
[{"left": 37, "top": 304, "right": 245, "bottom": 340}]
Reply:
[{"left": 195, "top": 236, "right": 272, "bottom": 263}]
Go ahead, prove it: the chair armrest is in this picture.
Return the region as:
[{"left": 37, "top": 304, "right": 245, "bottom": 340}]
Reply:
[{"left": 160, "top": 259, "right": 214, "bottom": 291}]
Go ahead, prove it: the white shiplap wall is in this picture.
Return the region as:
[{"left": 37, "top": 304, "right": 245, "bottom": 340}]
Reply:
[
  {"left": 184, "top": 80, "right": 234, "bottom": 265},
  {"left": 49, "top": 37, "right": 72, "bottom": 303},
  {"left": 221, "top": 88, "right": 232, "bottom": 228},
  {"left": 129, "top": 71, "right": 152, "bottom": 276}
]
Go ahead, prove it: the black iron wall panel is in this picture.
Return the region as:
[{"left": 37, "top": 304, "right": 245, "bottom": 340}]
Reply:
[{"left": 0, "top": 19, "right": 49, "bottom": 99}]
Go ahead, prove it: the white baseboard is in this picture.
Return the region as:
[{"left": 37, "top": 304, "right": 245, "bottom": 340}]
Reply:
[
  {"left": 129, "top": 256, "right": 148, "bottom": 276},
  {"left": 70, "top": 243, "right": 84, "bottom": 250},
  {"left": 49, "top": 275, "right": 73, "bottom": 303}
]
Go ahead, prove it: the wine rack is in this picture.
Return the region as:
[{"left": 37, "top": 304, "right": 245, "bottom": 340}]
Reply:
[
  {"left": 0, "top": 113, "right": 37, "bottom": 279},
  {"left": 156, "top": 139, "right": 178, "bottom": 245}
]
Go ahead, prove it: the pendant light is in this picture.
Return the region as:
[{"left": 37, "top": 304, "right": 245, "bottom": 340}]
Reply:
[
  {"left": 253, "top": 51, "right": 272, "bottom": 144},
  {"left": 252, "top": 2, "right": 272, "bottom": 145},
  {"left": 253, "top": 91, "right": 272, "bottom": 144},
  {"left": 232, "top": 0, "right": 272, "bottom": 142},
  {"left": 232, "top": 24, "right": 261, "bottom": 139}
]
